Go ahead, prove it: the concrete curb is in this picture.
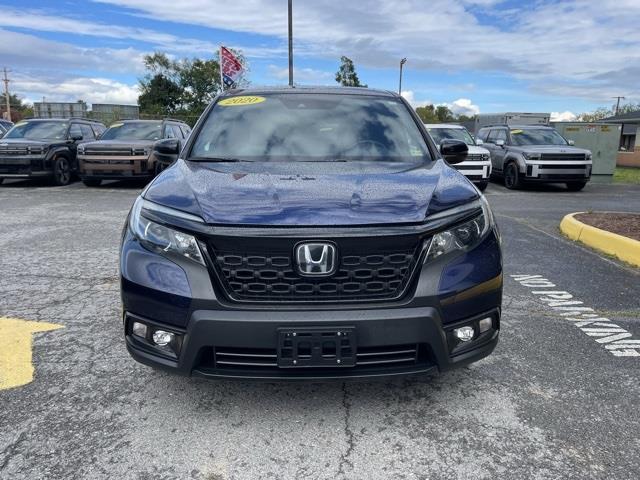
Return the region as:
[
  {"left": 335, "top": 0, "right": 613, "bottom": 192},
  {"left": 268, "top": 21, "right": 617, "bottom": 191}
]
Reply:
[{"left": 560, "top": 212, "right": 640, "bottom": 267}]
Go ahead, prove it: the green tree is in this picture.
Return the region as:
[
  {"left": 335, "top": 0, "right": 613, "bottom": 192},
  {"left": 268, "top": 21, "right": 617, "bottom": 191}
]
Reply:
[
  {"left": 615, "top": 102, "right": 640, "bottom": 116},
  {"left": 138, "top": 50, "right": 248, "bottom": 119},
  {"left": 138, "top": 73, "right": 184, "bottom": 116},
  {"left": 415, "top": 104, "right": 455, "bottom": 123},
  {"left": 0, "top": 93, "right": 33, "bottom": 120},
  {"left": 335, "top": 56, "right": 367, "bottom": 87},
  {"left": 578, "top": 102, "right": 640, "bottom": 121},
  {"left": 179, "top": 58, "right": 221, "bottom": 114},
  {"left": 578, "top": 107, "right": 612, "bottom": 122},
  {"left": 415, "top": 105, "right": 438, "bottom": 123}
]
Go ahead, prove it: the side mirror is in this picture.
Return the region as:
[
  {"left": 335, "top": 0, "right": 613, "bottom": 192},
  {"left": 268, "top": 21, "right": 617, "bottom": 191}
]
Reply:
[
  {"left": 440, "top": 139, "right": 468, "bottom": 165},
  {"left": 567, "top": 139, "right": 575, "bottom": 146},
  {"left": 475, "top": 139, "right": 484, "bottom": 145},
  {"left": 154, "top": 138, "right": 181, "bottom": 155},
  {"left": 495, "top": 139, "right": 505, "bottom": 147},
  {"left": 71, "top": 135, "right": 83, "bottom": 142}
]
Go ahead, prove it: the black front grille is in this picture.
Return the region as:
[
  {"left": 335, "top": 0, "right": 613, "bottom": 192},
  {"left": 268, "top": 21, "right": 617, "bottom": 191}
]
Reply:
[
  {"left": 540, "top": 153, "right": 586, "bottom": 161},
  {"left": 84, "top": 148, "right": 138, "bottom": 156},
  {"left": 208, "top": 234, "right": 425, "bottom": 303},
  {"left": 0, "top": 146, "right": 28, "bottom": 155},
  {"left": 537, "top": 164, "right": 588, "bottom": 170},
  {"left": 467, "top": 154, "right": 487, "bottom": 162},
  {"left": 195, "top": 344, "right": 429, "bottom": 377},
  {"left": 454, "top": 164, "right": 484, "bottom": 171}
]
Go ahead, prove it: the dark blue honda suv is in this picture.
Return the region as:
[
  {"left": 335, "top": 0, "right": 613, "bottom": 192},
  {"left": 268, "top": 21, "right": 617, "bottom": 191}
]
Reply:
[{"left": 120, "top": 87, "right": 502, "bottom": 380}]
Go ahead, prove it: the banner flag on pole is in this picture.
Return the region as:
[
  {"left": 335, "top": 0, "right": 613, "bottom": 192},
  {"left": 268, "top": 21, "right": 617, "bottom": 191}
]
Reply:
[{"left": 220, "top": 46, "right": 244, "bottom": 89}]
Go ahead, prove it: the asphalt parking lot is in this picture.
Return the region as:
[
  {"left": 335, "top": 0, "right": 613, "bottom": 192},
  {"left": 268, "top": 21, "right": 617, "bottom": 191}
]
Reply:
[{"left": 1, "top": 179, "right": 639, "bottom": 480}]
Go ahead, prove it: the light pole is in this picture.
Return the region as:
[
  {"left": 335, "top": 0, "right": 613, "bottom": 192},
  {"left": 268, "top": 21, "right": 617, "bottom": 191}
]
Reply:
[
  {"left": 288, "top": 0, "right": 294, "bottom": 86},
  {"left": 398, "top": 58, "right": 407, "bottom": 95}
]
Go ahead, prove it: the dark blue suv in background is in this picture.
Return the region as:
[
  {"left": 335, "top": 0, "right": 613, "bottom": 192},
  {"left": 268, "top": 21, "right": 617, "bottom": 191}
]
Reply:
[{"left": 120, "top": 87, "right": 502, "bottom": 380}]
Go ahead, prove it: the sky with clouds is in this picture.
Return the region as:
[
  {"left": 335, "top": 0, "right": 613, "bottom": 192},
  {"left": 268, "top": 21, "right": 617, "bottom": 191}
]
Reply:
[{"left": 1, "top": 0, "right": 639, "bottom": 120}]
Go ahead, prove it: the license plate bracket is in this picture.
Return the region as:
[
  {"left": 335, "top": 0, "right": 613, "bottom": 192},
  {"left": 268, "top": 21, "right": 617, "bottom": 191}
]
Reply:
[{"left": 277, "top": 327, "right": 356, "bottom": 368}]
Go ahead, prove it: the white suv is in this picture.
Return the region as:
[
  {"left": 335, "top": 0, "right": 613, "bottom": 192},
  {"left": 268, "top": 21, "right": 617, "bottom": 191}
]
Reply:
[{"left": 425, "top": 124, "right": 492, "bottom": 191}]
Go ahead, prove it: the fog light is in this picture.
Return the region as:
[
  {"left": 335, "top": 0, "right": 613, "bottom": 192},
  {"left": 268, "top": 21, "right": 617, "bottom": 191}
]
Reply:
[
  {"left": 479, "top": 317, "right": 493, "bottom": 333},
  {"left": 132, "top": 321, "right": 147, "bottom": 338},
  {"left": 152, "top": 330, "right": 174, "bottom": 346},
  {"left": 453, "top": 326, "right": 475, "bottom": 342}
]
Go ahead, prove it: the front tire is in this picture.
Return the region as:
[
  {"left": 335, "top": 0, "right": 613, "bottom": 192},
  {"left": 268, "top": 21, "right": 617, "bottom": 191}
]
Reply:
[
  {"left": 504, "top": 162, "right": 522, "bottom": 190},
  {"left": 51, "top": 156, "right": 71, "bottom": 186},
  {"left": 82, "top": 178, "right": 102, "bottom": 187},
  {"left": 566, "top": 181, "right": 587, "bottom": 191}
]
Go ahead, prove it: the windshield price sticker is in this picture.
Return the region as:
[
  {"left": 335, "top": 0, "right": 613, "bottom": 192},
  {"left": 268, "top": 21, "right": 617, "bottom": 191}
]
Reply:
[
  {"left": 511, "top": 129, "right": 523, "bottom": 134},
  {"left": 218, "top": 96, "right": 266, "bottom": 106},
  {"left": 111, "top": 122, "right": 124, "bottom": 128}
]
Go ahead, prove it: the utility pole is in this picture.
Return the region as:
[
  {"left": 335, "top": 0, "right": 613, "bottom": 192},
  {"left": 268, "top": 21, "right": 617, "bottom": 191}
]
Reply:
[
  {"left": 288, "top": 0, "right": 294, "bottom": 86},
  {"left": 612, "top": 96, "right": 626, "bottom": 115},
  {"left": 2, "top": 67, "right": 11, "bottom": 122},
  {"left": 398, "top": 58, "right": 407, "bottom": 95}
]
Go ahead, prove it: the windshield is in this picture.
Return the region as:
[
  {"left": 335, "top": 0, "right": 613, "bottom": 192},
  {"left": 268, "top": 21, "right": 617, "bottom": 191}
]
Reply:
[
  {"left": 427, "top": 127, "right": 475, "bottom": 146},
  {"left": 190, "top": 93, "right": 432, "bottom": 162},
  {"left": 100, "top": 122, "right": 162, "bottom": 141},
  {"left": 510, "top": 128, "right": 568, "bottom": 146},
  {"left": 4, "top": 121, "right": 68, "bottom": 140}
]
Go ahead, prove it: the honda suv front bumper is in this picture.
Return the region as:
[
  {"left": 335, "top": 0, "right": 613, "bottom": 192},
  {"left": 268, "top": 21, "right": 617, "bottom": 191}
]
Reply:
[{"left": 120, "top": 196, "right": 503, "bottom": 380}]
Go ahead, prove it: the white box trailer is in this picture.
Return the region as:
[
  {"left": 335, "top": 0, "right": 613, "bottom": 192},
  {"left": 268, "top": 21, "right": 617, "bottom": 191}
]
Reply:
[{"left": 474, "top": 112, "right": 550, "bottom": 133}]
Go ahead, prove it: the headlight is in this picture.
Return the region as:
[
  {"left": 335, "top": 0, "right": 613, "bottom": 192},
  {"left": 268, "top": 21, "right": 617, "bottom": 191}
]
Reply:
[
  {"left": 426, "top": 196, "right": 493, "bottom": 261},
  {"left": 129, "top": 196, "right": 204, "bottom": 265},
  {"left": 522, "top": 152, "right": 541, "bottom": 160},
  {"left": 585, "top": 152, "right": 592, "bottom": 161},
  {"left": 78, "top": 146, "right": 85, "bottom": 155},
  {"left": 482, "top": 153, "right": 490, "bottom": 160}
]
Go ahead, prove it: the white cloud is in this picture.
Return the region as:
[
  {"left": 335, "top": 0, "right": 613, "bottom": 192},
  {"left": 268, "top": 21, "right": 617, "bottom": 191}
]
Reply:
[
  {"left": 401, "top": 91, "right": 431, "bottom": 108},
  {"left": 92, "top": 0, "right": 640, "bottom": 101},
  {"left": 441, "top": 98, "right": 480, "bottom": 116},
  {"left": 0, "top": 28, "right": 144, "bottom": 74},
  {"left": 550, "top": 111, "right": 577, "bottom": 122},
  {"left": 15, "top": 72, "right": 139, "bottom": 105},
  {"left": 267, "top": 65, "right": 333, "bottom": 83}
]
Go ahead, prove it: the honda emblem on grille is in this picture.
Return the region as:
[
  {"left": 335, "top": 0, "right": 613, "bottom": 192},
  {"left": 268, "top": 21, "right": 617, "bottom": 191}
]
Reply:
[{"left": 295, "top": 242, "right": 337, "bottom": 276}]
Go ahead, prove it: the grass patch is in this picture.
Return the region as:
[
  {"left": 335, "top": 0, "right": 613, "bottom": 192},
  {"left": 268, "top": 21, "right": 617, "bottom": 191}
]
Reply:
[{"left": 613, "top": 167, "right": 640, "bottom": 184}]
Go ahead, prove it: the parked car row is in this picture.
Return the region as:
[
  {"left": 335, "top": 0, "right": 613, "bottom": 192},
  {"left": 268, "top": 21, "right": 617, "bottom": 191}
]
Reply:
[
  {"left": 0, "top": 117, "right": 190, "bottom": 186},
  {"left": 424, "top": 121, "right": 593, "bottom": 191},
  {"left": 1, "top": 112, "right": 593, "bottom": 192}
]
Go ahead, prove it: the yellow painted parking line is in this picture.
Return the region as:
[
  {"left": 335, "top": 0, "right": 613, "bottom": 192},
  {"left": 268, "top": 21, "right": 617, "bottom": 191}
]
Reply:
[{"left": 0, "top": 317, "right": 63, "bottom": 391}]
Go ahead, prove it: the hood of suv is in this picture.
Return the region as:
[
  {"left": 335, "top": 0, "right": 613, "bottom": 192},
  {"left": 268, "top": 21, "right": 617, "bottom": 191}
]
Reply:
[
  {"left": 143, "top": 159, "right": 479, "bottom": 226},
  {"left": 0, "top": 139, "right": 51, "bottom": 147},
  {"left": 80, "top": 139, "right": 155, "bottom": 150},
  {"left": 511, "top": 145, "right": 591, "bottom": 155}
]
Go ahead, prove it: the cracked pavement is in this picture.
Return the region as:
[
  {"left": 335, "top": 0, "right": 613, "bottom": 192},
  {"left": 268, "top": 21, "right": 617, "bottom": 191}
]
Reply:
[{"left": 0, "top": 179, "right": 639, "bottom": 479}]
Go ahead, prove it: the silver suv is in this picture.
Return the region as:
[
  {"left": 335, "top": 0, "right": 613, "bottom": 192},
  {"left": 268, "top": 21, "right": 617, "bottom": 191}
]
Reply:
[{"left": 477, "top": 125, "right": 592, "bottom": 191}]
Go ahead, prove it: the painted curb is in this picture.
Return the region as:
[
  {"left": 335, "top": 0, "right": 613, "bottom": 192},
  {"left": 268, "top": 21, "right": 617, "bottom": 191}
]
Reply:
[{"left": 560, "top": 212, "right": 640, "bottom": 267}]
